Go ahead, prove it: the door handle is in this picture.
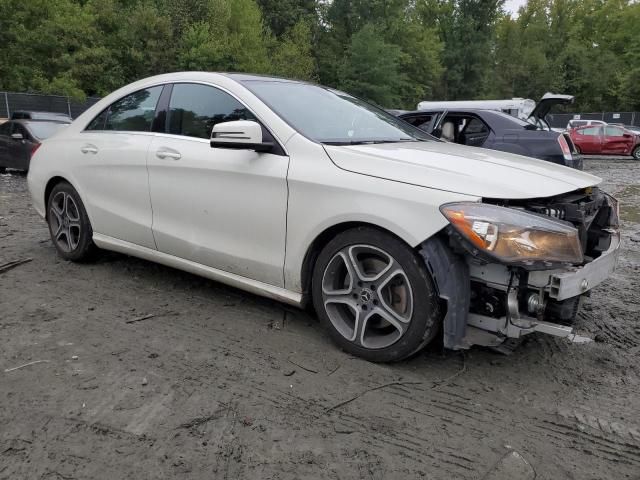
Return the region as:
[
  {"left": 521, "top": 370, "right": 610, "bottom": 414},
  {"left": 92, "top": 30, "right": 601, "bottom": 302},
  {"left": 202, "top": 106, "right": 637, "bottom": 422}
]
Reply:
[
  {"left": 80, "top": 144, "right": 98, "bottom": 154},
  {"left": 156, "top": 149, "right": 181, "bottom": 160}
]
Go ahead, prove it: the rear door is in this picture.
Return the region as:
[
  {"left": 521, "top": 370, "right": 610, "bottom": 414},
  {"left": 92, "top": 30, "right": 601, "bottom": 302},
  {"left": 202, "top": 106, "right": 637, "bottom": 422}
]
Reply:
[
  {"left": 602, "top": 126, "right": 633, "bottom": 154},
  {"left": 69, "top": 85, "right": 164, "bottom": 249}
]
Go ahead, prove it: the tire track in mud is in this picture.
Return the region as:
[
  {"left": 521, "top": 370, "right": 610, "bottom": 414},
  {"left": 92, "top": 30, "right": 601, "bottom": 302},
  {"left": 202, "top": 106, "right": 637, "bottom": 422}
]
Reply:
[{"left": 44, "top": 298, "right": 640, "bottom": 477}]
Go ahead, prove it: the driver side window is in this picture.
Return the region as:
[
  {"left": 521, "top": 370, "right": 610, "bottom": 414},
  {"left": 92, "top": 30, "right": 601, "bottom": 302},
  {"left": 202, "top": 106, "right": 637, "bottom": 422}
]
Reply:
[
  {"left": 605, "top": 126, "right": 624, "bottom": 137},
  {"left": 167, "top": 83, "right": 256, "bottom": 139}
]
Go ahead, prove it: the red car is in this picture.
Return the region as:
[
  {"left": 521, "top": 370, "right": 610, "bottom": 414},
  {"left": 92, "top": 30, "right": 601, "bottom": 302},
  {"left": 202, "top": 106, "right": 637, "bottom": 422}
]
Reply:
[{"left": 569, "top": 124, "right": 640, "bottom": 159}]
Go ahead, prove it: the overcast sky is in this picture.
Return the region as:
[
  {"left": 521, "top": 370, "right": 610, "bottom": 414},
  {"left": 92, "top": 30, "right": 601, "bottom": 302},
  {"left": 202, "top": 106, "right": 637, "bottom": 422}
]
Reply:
[{"left": 504, "top": 0, "right": 527, "bottom": 14}]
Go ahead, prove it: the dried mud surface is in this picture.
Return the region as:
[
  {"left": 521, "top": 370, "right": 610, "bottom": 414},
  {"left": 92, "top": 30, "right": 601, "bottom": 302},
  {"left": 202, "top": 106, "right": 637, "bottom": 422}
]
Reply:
[{"left": 1, "top": 159, "right": 639, "bottom": 479}]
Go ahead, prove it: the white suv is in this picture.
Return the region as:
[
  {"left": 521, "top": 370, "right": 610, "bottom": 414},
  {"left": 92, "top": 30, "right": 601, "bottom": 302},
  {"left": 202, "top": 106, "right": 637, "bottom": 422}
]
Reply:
[
  {"left": 27, "top": 72, "right": 620, "bottom": 362},
  {"left": 566, "top": 119, "right": 607, "bottom": 130}
]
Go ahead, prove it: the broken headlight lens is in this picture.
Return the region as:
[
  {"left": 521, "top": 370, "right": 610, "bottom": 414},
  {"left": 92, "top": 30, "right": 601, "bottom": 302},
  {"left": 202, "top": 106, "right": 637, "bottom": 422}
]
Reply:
[{"left": 440, "top": 202, "right": 583, "bottom": 265}]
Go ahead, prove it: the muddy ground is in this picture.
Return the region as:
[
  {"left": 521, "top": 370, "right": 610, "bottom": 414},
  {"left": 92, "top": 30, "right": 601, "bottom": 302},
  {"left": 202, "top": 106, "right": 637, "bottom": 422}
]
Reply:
[{"left": 1, "top": 159, "right": 639, "bottom": 480}]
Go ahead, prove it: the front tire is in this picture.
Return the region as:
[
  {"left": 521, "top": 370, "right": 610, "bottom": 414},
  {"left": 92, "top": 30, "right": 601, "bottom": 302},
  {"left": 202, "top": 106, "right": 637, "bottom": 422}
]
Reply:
[
  {"left": 633, "top": 146, "right": 640, "bottom": 161},
  {"left": 312, "top": 227, "right": 441, "bottom": 362},
  {"left": 47, "top": 182, "right": 98, "bottom": 262}
]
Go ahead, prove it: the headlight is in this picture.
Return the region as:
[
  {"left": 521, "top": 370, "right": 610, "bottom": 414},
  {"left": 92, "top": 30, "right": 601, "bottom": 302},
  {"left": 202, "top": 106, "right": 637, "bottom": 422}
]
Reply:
[{"left": 440, "top": 202, "right": 583, "bottom": 266}]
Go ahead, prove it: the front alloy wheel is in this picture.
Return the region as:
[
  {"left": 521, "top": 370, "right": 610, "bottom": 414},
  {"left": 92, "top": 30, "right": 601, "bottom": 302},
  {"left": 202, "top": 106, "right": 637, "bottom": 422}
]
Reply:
[
  {"left": 312, "top": 227, "right": 441, "bottom": 362},
  {"left": 633, "top": 146, "right": 640, "bottom": 161},
  {"left": 322, "top": 245, "right": 413, "bottom": 350}
]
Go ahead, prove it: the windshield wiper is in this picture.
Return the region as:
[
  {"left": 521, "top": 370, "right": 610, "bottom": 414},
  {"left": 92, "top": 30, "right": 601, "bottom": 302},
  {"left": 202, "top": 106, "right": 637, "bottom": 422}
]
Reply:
[{"left": 322, "top": 139, "right": 419, "bottom": 146}]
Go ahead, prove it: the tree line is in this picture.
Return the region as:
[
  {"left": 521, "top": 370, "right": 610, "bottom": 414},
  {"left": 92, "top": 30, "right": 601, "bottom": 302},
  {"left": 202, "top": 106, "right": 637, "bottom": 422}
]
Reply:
[{"left": 0, "top": 0, "right": 638, "bottom": 111}]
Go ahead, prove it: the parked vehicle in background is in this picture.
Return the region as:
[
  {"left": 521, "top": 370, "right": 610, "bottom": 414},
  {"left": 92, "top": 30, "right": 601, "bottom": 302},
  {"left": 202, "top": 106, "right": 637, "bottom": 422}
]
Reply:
[
  {"left": 398, "top": 108, "right": 582, "bottom": 169},
  {"left": 0, "top": 118, "right": 70, "bottom": 172},
  {"left": 566, "top": 119, "right": 607, "bottom": 130},
  {"left": 416, "top": 93, "right": 573, "bottom": 131},
  {"left": 569, "top": 124, "right": 640, "bottom": 159},
  {"left": 27, "top": 72, "right": 619, "bottom": 362},
  {"left": 11, "top": 110, "right": 72, "bottom": 122},
  {"left": 417, "top": 97, "right": 536, "bottom": 121}
]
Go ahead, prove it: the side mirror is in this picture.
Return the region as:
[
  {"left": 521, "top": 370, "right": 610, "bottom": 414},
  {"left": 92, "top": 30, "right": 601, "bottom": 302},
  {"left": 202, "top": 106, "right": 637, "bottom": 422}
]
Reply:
[
  {"left": 210, "top": 120, "right": 273, "bottom": 153},
  {"left": 11, "top": 133, "right": 23, "bottom": 140},
  {"left": 623, "top": 133, "right": 632, "bottom": 138}
]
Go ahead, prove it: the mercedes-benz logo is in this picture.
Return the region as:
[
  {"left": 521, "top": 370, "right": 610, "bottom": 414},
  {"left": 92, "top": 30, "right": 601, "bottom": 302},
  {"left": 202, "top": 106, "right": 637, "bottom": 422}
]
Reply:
[{"left": 360, "top": 289, "right": 372, "bottom": 303}]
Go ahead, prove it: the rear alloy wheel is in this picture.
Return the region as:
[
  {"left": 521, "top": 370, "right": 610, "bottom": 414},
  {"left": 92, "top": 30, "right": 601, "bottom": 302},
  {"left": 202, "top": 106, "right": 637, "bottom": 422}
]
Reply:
[
  {"left": 47, "top": 182, "right": 98, "bottom": 262},
  {"left": 633, "top": 146, "right": 640, "bottom": 161},
  {"left": 312, "top": 227, "right": 441, "bottom": 362}
]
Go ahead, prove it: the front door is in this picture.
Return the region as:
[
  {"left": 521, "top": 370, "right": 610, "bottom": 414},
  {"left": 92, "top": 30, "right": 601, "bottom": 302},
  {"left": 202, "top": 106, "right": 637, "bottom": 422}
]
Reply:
[
  {"left": 147, "top": 83, "right": 289, "bottom": 287},
  {"left": 602, "top": 126, "right": 633, "bottom": 155},
  {"left": 9, "top": 123, "right": 32, "bottom": 170},
  {"left": 574, "top": 126, "right": 603, "bottom": 154},
  {"left": 0, "top": 122, "right": 13, "bottom": 168}
]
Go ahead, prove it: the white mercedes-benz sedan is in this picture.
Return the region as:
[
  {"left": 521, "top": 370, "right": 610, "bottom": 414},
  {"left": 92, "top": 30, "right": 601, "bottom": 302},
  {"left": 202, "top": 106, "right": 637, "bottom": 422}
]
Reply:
[{"left": 27, "top": 72, "right": 620, "bottom": 362}]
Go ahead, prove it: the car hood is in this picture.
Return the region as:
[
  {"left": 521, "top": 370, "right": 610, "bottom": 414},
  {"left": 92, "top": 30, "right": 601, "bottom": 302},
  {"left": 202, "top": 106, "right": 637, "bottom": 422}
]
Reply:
[{"left": 323, "top": 141, "right": 600, "bottom": 199}]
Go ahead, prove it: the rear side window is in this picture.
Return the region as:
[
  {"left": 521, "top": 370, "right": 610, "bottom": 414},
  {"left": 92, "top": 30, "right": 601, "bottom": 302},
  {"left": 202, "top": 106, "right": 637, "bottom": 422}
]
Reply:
[
  {"left": 168, "top": 83, "right": 256, "bottom": 139},
  {"left": 86, "top": 86, "right": 162, "bottom": 132},
  {"left": 463, "top": 117, "right": 488, "bottom": 134}
]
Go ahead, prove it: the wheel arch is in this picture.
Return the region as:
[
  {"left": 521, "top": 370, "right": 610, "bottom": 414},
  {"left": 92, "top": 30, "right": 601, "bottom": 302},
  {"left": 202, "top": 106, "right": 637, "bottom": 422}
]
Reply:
[
  {"left": 43, "top": 175, "right": 91, "bottom": 223},
  {"left": 299, "top": 220, "right": 422, "bottom": 300},
  {"left": 44, "top": 176, "right": 70, "bottom": 218}
]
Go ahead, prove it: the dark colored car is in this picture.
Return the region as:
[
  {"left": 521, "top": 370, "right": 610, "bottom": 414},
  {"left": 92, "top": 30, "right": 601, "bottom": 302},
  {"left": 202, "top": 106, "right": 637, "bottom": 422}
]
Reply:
[
  {"left": 569, "top": 125, "right": 640, "bottom": 159},
  {"left": 0, "top": 119, "right": 69, "bottom": 172},
  {"left": 398, "top": 108, "right": 582, "bottom": 169}
]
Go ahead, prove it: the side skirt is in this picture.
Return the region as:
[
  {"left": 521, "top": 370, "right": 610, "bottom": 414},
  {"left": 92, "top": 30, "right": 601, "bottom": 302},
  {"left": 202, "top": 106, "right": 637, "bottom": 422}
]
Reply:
[{"left": 92, "top": 233, "right": 303, "bottom": 307}]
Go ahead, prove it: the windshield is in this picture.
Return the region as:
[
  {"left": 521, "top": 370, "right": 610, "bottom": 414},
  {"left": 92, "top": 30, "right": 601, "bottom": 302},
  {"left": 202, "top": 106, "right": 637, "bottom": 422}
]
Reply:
[
  {"left": 242, "top": 80, "right": 431, "bottom": 145},
  {"left": 25, "top": 121, "right": 68, "bottom": 140}
]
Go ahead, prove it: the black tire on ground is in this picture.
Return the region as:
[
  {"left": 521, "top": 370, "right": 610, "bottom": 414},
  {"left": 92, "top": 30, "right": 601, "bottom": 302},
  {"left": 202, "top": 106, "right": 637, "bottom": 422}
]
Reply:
[
  {"left": 312, "top": 226, "right": 441, "bottom": 362},
  {"left": 633, "top": 146, "right": 640, "bottom": 161},
  {"left": 46, "top": 181, "right": 98, "bottom": 262},
  {"left": 0, "top": 166, "right": 6, "bottom": 174}
]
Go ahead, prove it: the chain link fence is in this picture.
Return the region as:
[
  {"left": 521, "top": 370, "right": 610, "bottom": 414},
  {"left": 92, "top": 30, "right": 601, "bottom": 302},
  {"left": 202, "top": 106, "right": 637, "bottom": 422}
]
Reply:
[
  {"left": 548, "top": 112, "right": 640, "bottom": 128},
  {"left": 0, "top": 91, "right": 101, "bottom": 120}
]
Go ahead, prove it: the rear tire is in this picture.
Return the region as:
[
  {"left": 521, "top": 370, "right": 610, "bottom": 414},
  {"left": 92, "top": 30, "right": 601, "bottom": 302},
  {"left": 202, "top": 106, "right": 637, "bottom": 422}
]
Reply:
[
  {"left": 312, "top": 227, "right": 441, "bottom": 362},
  {"left": 46, "top": 182, "right": 98, "bottom": 262}
]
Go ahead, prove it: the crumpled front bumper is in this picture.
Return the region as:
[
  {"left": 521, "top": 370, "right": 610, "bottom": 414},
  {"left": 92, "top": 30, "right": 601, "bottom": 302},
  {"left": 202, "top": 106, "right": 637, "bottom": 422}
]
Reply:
[
  {"left": 422, "top": 225, "right": 621, "bottom": 349},
  {"left": 532, "top": 230, "right": 621, "bottom": 301}
]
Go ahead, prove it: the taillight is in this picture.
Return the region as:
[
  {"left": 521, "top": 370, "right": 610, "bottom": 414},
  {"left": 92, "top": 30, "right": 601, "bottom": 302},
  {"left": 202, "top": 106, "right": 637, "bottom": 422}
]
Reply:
[
  {"left": 558, "top": 135, "right": 572, "bottom": 161},
  {"left": 31, "top": 143, "right": 41, "bottom": 158}
]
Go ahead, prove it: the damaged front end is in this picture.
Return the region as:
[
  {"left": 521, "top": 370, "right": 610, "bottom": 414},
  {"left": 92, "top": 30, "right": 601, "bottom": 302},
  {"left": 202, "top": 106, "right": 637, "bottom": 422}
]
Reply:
[{"left": 422, "top": 187, "right": 620, "bottom": 349}]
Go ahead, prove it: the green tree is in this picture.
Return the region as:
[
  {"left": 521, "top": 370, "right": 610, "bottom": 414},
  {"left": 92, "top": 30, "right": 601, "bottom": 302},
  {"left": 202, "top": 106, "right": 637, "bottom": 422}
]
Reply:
[
  {"left": 270, "top": 20, "right": 316, "bottom": 80},
  {"left": 255, "top": 0, "right": 317, "bottom": 37},
  {"left": 337, "top": 24, "right": 406, "bottom": 107}
]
